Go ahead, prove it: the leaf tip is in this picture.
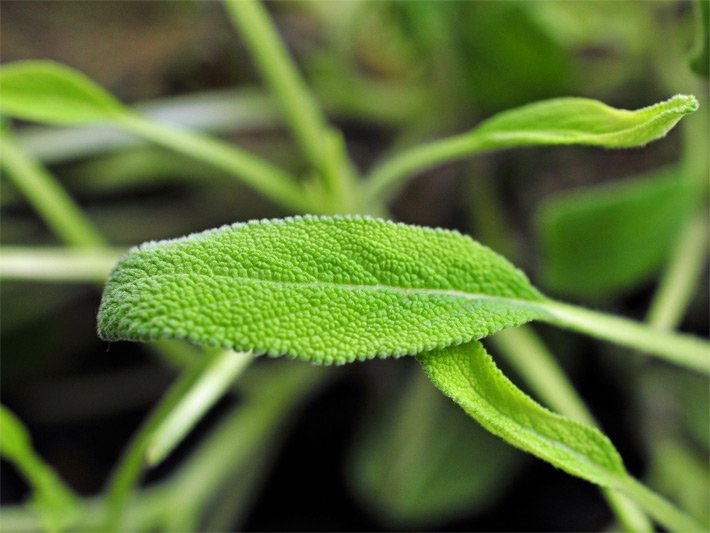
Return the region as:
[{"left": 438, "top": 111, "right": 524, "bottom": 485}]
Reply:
[{"left": 672, "top": 94, "right": 699, "bottom": 113}]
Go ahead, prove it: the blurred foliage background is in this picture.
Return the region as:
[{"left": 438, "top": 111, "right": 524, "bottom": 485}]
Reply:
[{"left": 1, "top": 1, "right": 708, "bottom": 531}]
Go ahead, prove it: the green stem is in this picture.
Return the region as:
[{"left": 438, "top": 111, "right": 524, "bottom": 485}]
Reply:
[
  {"left": 646, "top": 211, "right": 709, "bottom": 330},
  {"left": 364, "top": 131, "right": 482, "bottom": 204},
  {"left": 490, "top": 327, "right": 653, "bottom": 532},
  {"left": 101, "top": 348, "right": 251, "bottom": 531},
  {"left": 223, "top": 0, "right": 329, "bottom": 179},
  {"left": 117, "top": 113, "right": 310, "bottom": 213},
  {"left": 167, "top": 363, "right": 323, "bottom": 530},
  {"left": 145, "top": 350, "right": 254, "bottom": 466},
  {"left": 619, "top": 476, "right": 705, "bottom": 532},
  {"left": 0, "top": 247, "right": 124, "bottom": 282},
  {"left": 538, "top": 300, "right": 710, "bottom": 373},
  {"left": 0, "top": 130, "right": 105, "bottom": 247}
]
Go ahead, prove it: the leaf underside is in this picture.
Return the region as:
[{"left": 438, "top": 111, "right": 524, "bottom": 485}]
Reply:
[
  {"left": 417, "top": 341, "right": 628, "bottom": 488},
  {"left": 98, "top": 216, "right": 545, "bottom": 364}
]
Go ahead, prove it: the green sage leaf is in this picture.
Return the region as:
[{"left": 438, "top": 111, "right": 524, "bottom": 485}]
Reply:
[
  {"left": 0, "top": 61, "right": 125, "bottom": 124},
  {"left": 98, "top": 216, "right": 710, "bottom": 371},
  {"left": 417, "top": 341, "right": 627, "bottom": 488},
  {"left": 536, "top": 167, "right": 694, "bottom": 296},
  {"left": 98, "top": 216, "right": 544, "bottom": 364},
  {"left": 469, "top": 94, "right": 699, "bottom": 149}
]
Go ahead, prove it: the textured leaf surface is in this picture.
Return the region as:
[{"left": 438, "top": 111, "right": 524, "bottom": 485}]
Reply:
[
  {"left": 469, "top": 94, "right": 698, "bottom": 149},
  {"left": 0, "top": 61, "right": 125, "bottom": 124},
  {"left": 417, "top": 342, "right": 627, "bottom": 488},
  {"left": 98, "top": 216, "right": 544, "bottom": 364},
  {"left": 536, "top": 167, "right": 694, "bottom": 296}
]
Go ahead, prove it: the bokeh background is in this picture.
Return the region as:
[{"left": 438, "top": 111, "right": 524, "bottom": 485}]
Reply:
[{"left": 1, "top": 1, "right": 708, "bottom": 531}]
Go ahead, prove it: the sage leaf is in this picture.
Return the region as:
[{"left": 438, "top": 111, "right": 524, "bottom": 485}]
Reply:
[
  {"left": 98, "top": 216, "right": 710, "bottom": 371},
  {"left": 417, "top": 342, "right": 628, "bottom": 487},
  {"left": 0, "top": 61, "right": 124, "bottom": 124},
  {"left": 469, "top": 94, "right": 699, "bottom": 149},
  {"left": 536, "top": 166, "right": 694, "bottom": 296},
  {"left": 365, "top": 94, "right": 698, "bottom": 202},
  {"left": 98, "top": 216, "right": 544, "bottom": 364}
]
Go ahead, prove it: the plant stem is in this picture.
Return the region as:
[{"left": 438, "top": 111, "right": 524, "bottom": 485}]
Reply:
[
  {"left": 490, "top": 327, "right": 653, "bottom": 532},
  {"left": 223, "top": 0, "right": 356, "bottom": 209},
  {"left": 538, "top": 300, "right": 710, "bottom": 373},
  {"left": 117, "top": 113, "right": 310, "bottom": 213},
  {"left": 646, "top": 211, "right": 709, "bottom": 330},
  {"left": 224, "top": 0, "right": 327, "bottom": 177},
  {"left": 619, "top": 476, "right": 705, "bottom": 532},
  {"left": 145, "top": 350, "right": 254, "bottom": 466},
  {"left": 101, "top": 348, "right": 251, "bottom": 531},
  {"left": 0, "top": 130, "right": 105, "bottom": 247},
  {"left": 0, "top": 247, "right": 124, "bottom": 282},
  {"left": 364, "top": 131, "right": 482, "bottom": 204}
]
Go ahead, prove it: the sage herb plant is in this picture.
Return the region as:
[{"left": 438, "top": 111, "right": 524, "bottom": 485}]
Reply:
[{"left": 0, "top": 1, "right": 707, "bottom": 531}]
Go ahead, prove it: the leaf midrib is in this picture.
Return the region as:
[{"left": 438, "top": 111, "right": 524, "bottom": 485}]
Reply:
[{"left": 122, "top": 270, "right": 545, "bottom": 307}]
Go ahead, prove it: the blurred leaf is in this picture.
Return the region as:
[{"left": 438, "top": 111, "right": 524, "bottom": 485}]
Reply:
[
  {"left": 690, "top": 0, "right": 709, "bottom": 78},
  {"left": 0, "top": 61, "right": 124, "bottom": 124},
  {"left": 470, "top": 94, "right": 698, "bottom": 149},
  {"left": 418, "top": 342, "right": 627, "bottom": 488},
  {"left": 348, "top": 368, "right": 521, "bottom": 527},
  {"left": 0, "top": 405, "right": 80, "bottom": 532},
  {"left": 536, "top": 167, "right": 694, "bottom": 296}
]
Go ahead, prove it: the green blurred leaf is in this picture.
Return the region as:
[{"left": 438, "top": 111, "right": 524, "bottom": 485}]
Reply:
[
  {"left": 0, "top": 405, "right": 80, "bottom": 532},
  {"left": 348, "top": 368, "right": 521, "bottom": 527},
  {"left": 536, "top": 167, "right": 694, "bottom": 296},
  {"left": 470, "top": 95, "right": 698, "bottom": 149},
  {"left": 0, "top": 61, "right": 125, "bottom": 124},
  {"left": 689, "top": 0, "right": 709, "bottom": 78}
]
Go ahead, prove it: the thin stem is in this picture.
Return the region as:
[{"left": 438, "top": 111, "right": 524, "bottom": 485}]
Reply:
[
  {"left": 0, "top": 130, "right": 105, "bottom": 247},
  {"left": 0, "top": 247, "right": 124, "bottom": 283},
  {"left": 364, "top": 131, "right": 483, "bottom": 204},
  {"left": 646, "top": 211, "right": 709, "bottom": 330},
  {"left": 145, "top": 351, "right": 254, "bottom": 466},
  {"left": 117, "top": 113, "right": 310, "bottom": 213},
  {"left": 537, "top": 300, "right": 710, "bottom": 374},
  {"left": 490, "top": 327, "right": 653, "bottom": 532},
  {"left": 223, "top": 0, "right": 333, "bottom": 185},
  {"left": 101, "top": 349, "right": 251, "bottom": 531},
  {"left": 619, "top": 476, "right": 705, "bottom": 532}
]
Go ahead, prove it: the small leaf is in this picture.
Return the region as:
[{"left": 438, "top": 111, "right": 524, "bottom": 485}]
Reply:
[
  {"left": 0, "top": 61, "right": 125, "bottom": 124},
  {"left": 536, "top": 166, "right": 694, "bottom": 296},
  {"left": 469, "top": 94, "right": 699, "bottom": 149},
  {"left": 98, "top": 216, "right": 544, "bottom": 364},
  {"left": 0, "top": 405, "right": 79, "bottom": 532},
  {"left": 417, "top": 342, "right": 628, "bottom": 488}
]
